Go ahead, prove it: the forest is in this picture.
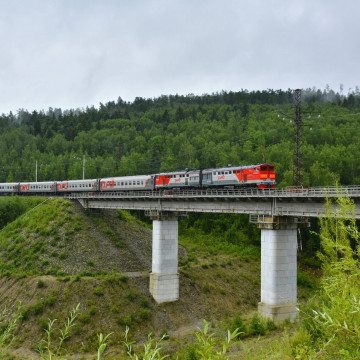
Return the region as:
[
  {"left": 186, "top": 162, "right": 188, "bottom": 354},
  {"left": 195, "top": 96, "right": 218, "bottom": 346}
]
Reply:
[{"left": 0, "top": 87, "right": 360, "bottom": 187}]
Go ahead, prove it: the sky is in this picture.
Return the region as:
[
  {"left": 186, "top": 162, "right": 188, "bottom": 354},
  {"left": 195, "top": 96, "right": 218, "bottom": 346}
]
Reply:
[{"left": 0, "top": 0, "right": 359, "bottom": 115}]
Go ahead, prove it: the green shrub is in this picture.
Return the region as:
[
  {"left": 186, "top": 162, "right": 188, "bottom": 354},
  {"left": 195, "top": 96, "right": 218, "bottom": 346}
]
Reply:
[
  {"left": 230, "top": 312, "right": 246, "bottom": 338},
  {"left": 117, "top": 210, "right": 127, "bottom": 221},
  {"left": 79, "top": 313, "right": 90, "bottom": 324},
  {"left": 297, "top": 270, "right": 315, "bottom": 288},
  {"left": 138, "top": 310, "right": 151, "bottom": 321},
  {"left": 73, "top": 222, "right": 82, "bottom": 232},
  {"left": 140, "top": 297, "right": 150, "bottom": 308},
  {"left": 45, "top": 296, "right": 56, "bottom": 307},
  {"left": 291, "top": 328, "right": 313, "bottom": 352},
  {"left": 202, "top": 284, "right": 211, "bottom": 293},
  {"left": 32, "top": 301, "right": 44, "bottom": 315},
  {"left": 94, "top": 286, "right": 103, "bottom": 296},
  {"left": 20, "top": 307, "right": 30, "bottom": 321},
  {"left": 125, "top": 290, "right": 138, "bottom": 301},
  {"left": 38, "top": 317, "right": 48, "bottom": 330},
  {"left": 119, "top": 274, "right": 128, "bottom": 283},
  {"left": 87, "top": 260, "right": 95, "bottom": 267},
  {"left": 89, "top": 306, "right": 97, "bottom": 315},
  {"left": 249, "top": 313, "right": 266, "bottom": 336},
  {"left": 37, "top": 279, "right": 45, "bottom": 288}
]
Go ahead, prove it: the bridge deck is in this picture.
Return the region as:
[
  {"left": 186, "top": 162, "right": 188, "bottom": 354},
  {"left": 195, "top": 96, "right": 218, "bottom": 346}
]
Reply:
[{"left": 61, "top": 186, "right": 360, "bottom": 219}]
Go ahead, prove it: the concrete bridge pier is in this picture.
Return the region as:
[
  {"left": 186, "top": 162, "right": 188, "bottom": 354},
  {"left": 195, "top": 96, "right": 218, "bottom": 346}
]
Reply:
[
  {"left": 148, "top": 211, "right": 187, "bottom": 303},
  {"left": 256, "top": 216, "right": 309, "bottom": 323}
]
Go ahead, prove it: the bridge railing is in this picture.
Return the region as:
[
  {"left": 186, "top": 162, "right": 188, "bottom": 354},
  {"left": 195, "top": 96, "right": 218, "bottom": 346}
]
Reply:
[{"left": 62, "top": 185, "right": 360, "bottom": 199}]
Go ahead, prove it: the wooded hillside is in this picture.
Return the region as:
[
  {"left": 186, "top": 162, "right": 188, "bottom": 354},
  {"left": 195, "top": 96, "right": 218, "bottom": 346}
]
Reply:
[{"left": 1, "top": 87, "right": 360, "bottom": 186}]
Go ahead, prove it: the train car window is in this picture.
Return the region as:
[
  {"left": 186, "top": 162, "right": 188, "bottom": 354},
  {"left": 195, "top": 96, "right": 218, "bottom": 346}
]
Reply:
[
  {"left": 261, "top": 166, "right": 267, "bottom": 171},
  {"left": 121, "top": 182, "right": 124, "bottom": 186},
  {"left": 137, "top": 181, "right": 140, "bottom": 185},
  {"left": 269, "top": 166, "right": 274, "bottom": 171},
  {"left": 254, "top": 168, "right": 259, "bottom": 172}
]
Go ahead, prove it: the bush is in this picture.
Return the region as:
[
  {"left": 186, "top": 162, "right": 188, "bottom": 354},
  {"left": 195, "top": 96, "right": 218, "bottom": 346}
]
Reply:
[
  {"left": 37, "top": 279, "right": 45, "bottom": 288},
  {"left": 89, "top": 306, "right": 97, "bottom": 315},
  {"left": 298, "top": 195, "right": 360, "bottom": 358},
  {"left": 94, "top": 286, "right": 103, "bottom": 296},
  {"left": 79, "top": 313, "right": 90, "bottom": 324},
  {"left": 229, "top": 312, "right": 246, "bottom": 338},
  {"left": 297, "top": 270, "right": 315, "bottom": 289},
  {"left": 249, "top": 313, "right": 266, "bottom": 336},
  {"left": 32, "top": 301, "right": 44, "bottom": 315}
]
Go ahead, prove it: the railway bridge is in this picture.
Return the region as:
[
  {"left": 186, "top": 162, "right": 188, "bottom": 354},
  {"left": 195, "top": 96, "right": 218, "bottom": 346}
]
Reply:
[{"left": 65, "top": 186, "right": 360, "bottom": 323}]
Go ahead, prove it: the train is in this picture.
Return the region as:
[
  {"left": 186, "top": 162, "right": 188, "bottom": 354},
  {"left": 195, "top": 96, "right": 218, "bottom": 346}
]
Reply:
[{"left": 0, "top": 164, "right": 275, "bottom": 195}]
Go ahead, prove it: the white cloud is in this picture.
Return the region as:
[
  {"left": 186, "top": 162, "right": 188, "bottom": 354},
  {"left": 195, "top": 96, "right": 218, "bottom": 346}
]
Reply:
[{"left": 0, "top": 0, "right": 359, "bottom": 114}]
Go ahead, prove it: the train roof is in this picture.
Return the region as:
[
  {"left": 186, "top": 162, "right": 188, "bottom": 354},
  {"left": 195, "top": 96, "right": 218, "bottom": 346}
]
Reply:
[
  {"left": 203, "top": 164, "right": 275, "bottom": 172},
  {"left": 103, "top": 175, "right": 151, "bottom": 181},
  {"left": 57, "top": 179, "right": 98, "bottom": 183},
  {"left": 19, "top": 181, "right": 57, "bottom": 184},
  {"left": 156, "top": 169, "right": 200, "bottom": 176}
]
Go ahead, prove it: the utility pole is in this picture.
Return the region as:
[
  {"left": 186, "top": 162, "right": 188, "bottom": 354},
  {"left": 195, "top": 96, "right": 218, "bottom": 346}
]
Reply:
[
  {"left": 293, "top": 89, "right": 303, "bottom": 187},
  {"left": 82, "top": 155, "right": 85, "bottom": 180},
  {"left": 35, "top": 160, "right": 38, "bottom": 182}
]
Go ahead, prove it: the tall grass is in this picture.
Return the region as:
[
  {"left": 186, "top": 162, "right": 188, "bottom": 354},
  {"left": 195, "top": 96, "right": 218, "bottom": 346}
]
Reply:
[
  {"left": 0, "top": 302, "right": 22, "bottom": 357},
  {"left": 297, "top": 194, "right": 360, "bottom": 358}
]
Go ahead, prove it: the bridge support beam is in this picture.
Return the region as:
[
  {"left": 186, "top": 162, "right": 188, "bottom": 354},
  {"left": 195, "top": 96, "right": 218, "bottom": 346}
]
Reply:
[
  {"left": 148, "top": 212, "right": 187, "bottom": 303},
  {"left": 256, "top": 216, "right": 309, "bottom": 323}
]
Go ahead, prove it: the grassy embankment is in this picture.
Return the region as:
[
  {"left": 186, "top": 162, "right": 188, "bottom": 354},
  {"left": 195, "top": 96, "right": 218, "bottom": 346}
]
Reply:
[{"left": 0, "top": 197, "right": 318, "bottom": 359}]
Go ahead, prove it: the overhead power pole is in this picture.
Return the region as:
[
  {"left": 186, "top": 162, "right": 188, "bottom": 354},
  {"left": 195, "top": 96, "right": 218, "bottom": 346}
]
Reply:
[
  {"left": 293, "top": 89, "right": 303, "bottom": 187},
  {"left": 82, "top": 155, "right": 86, "bottom": 180}
]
